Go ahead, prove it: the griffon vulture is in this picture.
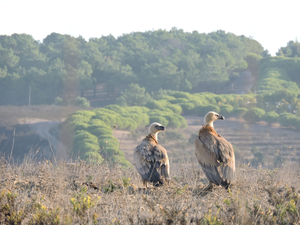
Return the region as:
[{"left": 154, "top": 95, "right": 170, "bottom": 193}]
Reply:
[
  {"left": 134, "top": 122, "right": 170, "bottom": 187},
  {"left": 195, "top": 111, "right": 235, "bottom": 191}
]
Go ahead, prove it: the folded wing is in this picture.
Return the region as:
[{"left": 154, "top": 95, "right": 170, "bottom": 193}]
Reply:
[
  {"left": 134, "top": 136, "right": 169, "bottom": 185},
  {"left": 195, "top": 127, "right": 235, "bottom": 188}
]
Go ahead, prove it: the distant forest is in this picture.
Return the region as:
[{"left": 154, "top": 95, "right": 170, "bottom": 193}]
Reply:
[{"left": 0, "top": 28, "right": 300, "bottom": 106}]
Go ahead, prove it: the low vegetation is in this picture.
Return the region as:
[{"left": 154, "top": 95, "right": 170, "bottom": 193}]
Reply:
[
  {"left": 63, "top": 105, "right": 187, "bottom": 166},
  {"left": 118, "top": 86, "right": 300, "bottom": 129},
  {"left": 0, "top": 156, "right": 299, "bottom": 224}
]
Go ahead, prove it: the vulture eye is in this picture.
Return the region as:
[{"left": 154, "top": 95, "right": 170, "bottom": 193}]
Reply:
[{"left": 155, "top": 125, "right": 158, "bottom": 127}]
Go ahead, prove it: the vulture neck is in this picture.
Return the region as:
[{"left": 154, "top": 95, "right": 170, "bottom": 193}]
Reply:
[
  {"left": 204, "top": 118, "right": 214, "bottom": 128},
  {"left": 150, "top": 132, "right": 158, "bottom": 141}
]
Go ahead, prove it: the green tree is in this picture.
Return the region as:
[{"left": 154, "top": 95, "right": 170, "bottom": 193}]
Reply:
[
  {"left": 69, "top": 97, "right": 90, "bottom": 107},
  {"left": 116, "top": 83, "right": 152, "bottom": 106},
  {"left": 243, "top": 108, "right": 265, "bottom": 123},
  {"left": 276, "top": 40, "right": 300, "bottom": 57},
  {"left": 245, "top": 53, "right": 262, "bottom": 78},
  {"left": 262, "top": 111, "right": 279, "bottom": 124}
]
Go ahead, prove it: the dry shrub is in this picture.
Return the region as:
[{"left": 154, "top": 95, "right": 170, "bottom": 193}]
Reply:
[{"left": 0, "top": 155, "right": 299, "bottom": 224}]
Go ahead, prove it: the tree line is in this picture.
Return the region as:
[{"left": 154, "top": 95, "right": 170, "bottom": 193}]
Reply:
[{"left": 0, "top": 29, "right": 264, "bottom": 106}]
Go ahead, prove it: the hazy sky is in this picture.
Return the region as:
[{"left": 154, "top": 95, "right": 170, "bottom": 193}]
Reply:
[{"left": 1, "top": 0, "right": 299, "bottom": 55}]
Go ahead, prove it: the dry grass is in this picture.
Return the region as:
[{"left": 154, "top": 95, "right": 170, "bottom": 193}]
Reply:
[
  {"left": 1, "top": 109, "right": 300, "bottom": 224},
  {"left": 0, "top": 155, "right": 299, "bottom": 225}
]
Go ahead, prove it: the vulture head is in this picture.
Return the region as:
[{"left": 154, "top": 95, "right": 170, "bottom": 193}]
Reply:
[
  {"left": 148, "top": 122, "right": 165, "bottom": 141},
  {"left": 204, "top": 111, "right": 225, "bottom": 128}
]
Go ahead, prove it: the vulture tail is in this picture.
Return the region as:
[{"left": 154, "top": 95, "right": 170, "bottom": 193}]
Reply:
[
  {"left": 160, "top": 164, "right": 169, "bottom": 184},
  {"left": 201, "top": 165, "right": 232, "bottom": 189},
  {"left": 140, "top": 162, "right": 164, "bottom": 186}
]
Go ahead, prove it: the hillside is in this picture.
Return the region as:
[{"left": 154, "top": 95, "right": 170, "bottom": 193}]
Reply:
[
  {"left": 114, "top": 116, "right": 300, "bottom": 167},
  {"left": 2, "top": 111, "right": 298, "bottom": 169},
  {"left": 0, "top": 30, "right": 263, "bottom": 106}
]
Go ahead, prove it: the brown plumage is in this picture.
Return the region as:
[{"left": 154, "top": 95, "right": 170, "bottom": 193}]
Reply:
[
  {"left": 195, "top": 111, "right": 235, "bottom": 191},
  {"left": 134, "top": 122, "right": 170, "bottom": 187}
]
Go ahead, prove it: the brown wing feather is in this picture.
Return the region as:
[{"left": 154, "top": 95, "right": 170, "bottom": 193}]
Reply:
[
  {"left": 195, "top": 126, "right": 235, "bottom": 188},
  {"left": 134, "top": 135, "right": 170, "bottom": 184}
]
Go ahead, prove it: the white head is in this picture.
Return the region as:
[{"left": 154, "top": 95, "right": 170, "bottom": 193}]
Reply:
[
  {"left": 204, "top": 111, "right": 225, "bottom": 128},
  {"left": 148, "top": 122, "right": 165, "bottom": 140}
]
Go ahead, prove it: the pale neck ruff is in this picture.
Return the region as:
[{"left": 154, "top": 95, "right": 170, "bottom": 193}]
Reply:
[
  {"left": 151, "top": 132, "right": 158, "bottom": 141},
  {"left": 204, "top": 118, "right": 214, "bottom": 128}
]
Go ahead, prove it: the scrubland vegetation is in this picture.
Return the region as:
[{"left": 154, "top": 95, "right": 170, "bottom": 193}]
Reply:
[
  {"left": 63, "top": 105, "right": 187, "bottom": 166},
  {"left": 0, "top": 157, "right": 299, "bottom": 224},
  {"left": 1, "top": 30, "right": 300, "bottom": 224},
  {"left": 118, "top": 84, "right": 300, "bottom": 130}
]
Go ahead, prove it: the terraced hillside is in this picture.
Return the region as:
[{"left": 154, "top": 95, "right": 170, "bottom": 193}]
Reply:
[
  {"left": 4, "top": 113, "right": 299, "bottom": 167},
  {"left": 115, "top": 116, "right": 300, "bottom": 167}
]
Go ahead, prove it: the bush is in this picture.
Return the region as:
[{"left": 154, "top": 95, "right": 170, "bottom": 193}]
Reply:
[
  {"left": 145, "top": 100, "right": 164, "bottom": 109},
  {"left": 129, "top": 113, "right": 150, "bottom": 128},
  {"left": 166, "top": 104, "right": 182, "bottom": 114},
  {"left": 98, "top": 136, "right": 119, "bottom": 149},
  {"left": 169, "top": 98, "right": 189, "bottom": 104},
  {"left": 170, "top": 92, "right": 193, "bottom": 99},
  {"left": 294, "top": 117, "right": 300, "bottom": 129},
  {"left": 66, "top": 114, "right": 92, "bottom": 124},
  {"left": 220, "top": 105, "right": 233, "bottom": 117},
  {"left": 88, "top": 127, "right": 113, "bottom": 138},
  {"left": 123, "top": 106, "right": 149, "bottom": 114},
  {"left": 120, "top": 117, "right": 137, "bottom": 131},
  {"left": 163, "top": 114, "right": 182, "bottom": 129},
  {"left": 173, "top": 114, "right": 188, "bottom": 128},
  {"left": 149, "top": 116, "right": 169, "bottom": 127},
  {"left": 262, "top": 111, "right": 279, "bottom": 124},
  {"left": 53, "top": 97, "right": 63, "bottom": 106},
  {"left": 194, "top": 105, "right": 220, "bottom": 117},
  {"left": 232, "top": 107, "right": 248, "bottom": 118},
  {"left": 110, "top": 154, "right": 132, "bottom": 167},
  {"left": 189, "top": 99, "right": 204, "bottom": 107},
  {"left": 243, "top": 108, "right": 265, "bottom": 123},
  {"left": 104, "top": 105, "right": 124, "bottom": 114},
  {"left": 215, "top": 96, "right": 227, "bottom": 104},
  {"left": 179, "top": 103, "right": 195, "bottom": 114},
  {"left": 73, "top": 130, "right": 98, "bottom": 143},
  {"left": 66, "top": 121, "right": 90, "bottom": 131},
  {"left": 65, "top": 104, "right": 188, "bottom": 167},
  {"left": 72, "top": 131, "right": 100, "bottom": 155},
  {"left": 88, "top": 119, "right": 109, "bottom": 128},
  {"left": 83, "top": 152, "right": 104, "bottom": 163},
  {"left": 278, "top": 113, "right": 296, "bottom": 127},
  {"left": 69, "top": 97, "right": 90, "bottom": 107},
  {"left": 116, "top": 83, "right": 152, "bottom": 106},
  {"left": 201, "top": 93, "right": 217, "bottom": 105}
]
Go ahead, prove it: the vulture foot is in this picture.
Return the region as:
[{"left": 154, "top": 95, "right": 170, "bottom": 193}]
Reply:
[{"left": 200, "top": 182, "right": 213, "bottom": 195}]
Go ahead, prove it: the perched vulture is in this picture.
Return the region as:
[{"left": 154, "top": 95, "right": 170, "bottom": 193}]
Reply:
[
  {"left": 195, "top": 111, "right": 235, "bottom": 191},
  {"left": 134, "top": 122, "right": 170, "bottom": 187}
]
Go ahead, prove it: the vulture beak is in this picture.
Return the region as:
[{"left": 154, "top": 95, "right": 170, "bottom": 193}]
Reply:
[
  {"left": 158, "top": 126, "right": 165, "bottom": 131},
  {"left": 218, "top": 115, "right": 225, "bottom": 120}
]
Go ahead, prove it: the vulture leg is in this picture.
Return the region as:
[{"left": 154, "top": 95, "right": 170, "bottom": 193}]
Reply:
[
  {"left": 200, "top": 182, "right": 213, "bottom": 194},
  {"left": 142, "top": 179, "right": 148, "bottom": 188}
]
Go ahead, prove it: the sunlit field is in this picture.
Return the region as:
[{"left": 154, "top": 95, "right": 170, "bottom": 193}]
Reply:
[
  {"left": 1, "top": 25, "right": 300, "bottom": 225},
  {"left": 0, "top": 156, "right": 299, "bottom": 224}
]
